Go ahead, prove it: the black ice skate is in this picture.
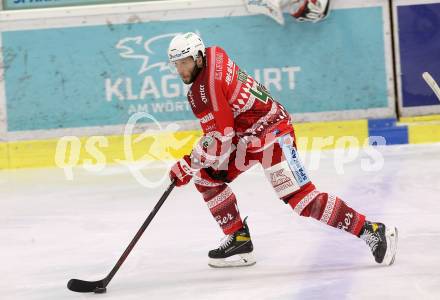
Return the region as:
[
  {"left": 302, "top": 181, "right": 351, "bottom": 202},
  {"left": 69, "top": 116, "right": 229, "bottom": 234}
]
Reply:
[
  {"left": 208, "top": 217, "right": 256, "bottom": 268},
  {"left": 359, "top": 221, "right": 398, "bottom": 265}
]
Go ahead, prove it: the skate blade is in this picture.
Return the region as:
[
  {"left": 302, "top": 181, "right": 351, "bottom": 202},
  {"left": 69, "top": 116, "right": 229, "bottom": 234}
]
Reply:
[
  {"left": 383, "top": 226, "right": 398, "bottom": 265},
  {"left": 208, "top": 252, "right": 256, "bottom": 268}
]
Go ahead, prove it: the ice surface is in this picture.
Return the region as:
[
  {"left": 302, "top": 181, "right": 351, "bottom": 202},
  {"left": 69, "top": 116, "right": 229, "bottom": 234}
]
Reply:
[{"left": 1, "top": 143, "right": 440, "bottom": 300}]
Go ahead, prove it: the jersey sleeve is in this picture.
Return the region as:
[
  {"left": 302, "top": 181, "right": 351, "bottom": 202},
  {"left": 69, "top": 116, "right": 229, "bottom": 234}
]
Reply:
[
  {"left": 190, "top": 47, "right": 236, "bottom": 169},
  {"left": 206, "top": 46, "right": 235, "bottom": 138}
]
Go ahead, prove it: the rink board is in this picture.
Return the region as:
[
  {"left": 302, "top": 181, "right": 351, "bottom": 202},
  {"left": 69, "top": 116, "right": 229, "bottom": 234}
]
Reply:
[
  {"left": 393, "top": 0, "right": 440, "bottom": 116},
  {"left": 0, "top": 142, "right": 8, "bottom": 169},
  {"left": 0, "top": 117, "right": 440, "bottom": 169},
  {"left": 2, "top": 0, "right": 440, "bottom": 169},
  {"left": 1, "top": 117, "right": 440, "bottom": 169},
  {"left": 0, "top": 120, "right": 369, "bottom": 169},
  {"left": 2, "top": 130, "right": 201, "bottom": 169},
  {"left": 0, "top": 0, "right": 394, "bottom": 137},
  {"left": 2, "top": 0, "right": 137, "bottom": 10},
  {"left": 294, "top": 120, "right": 369, "bottom": 150}
]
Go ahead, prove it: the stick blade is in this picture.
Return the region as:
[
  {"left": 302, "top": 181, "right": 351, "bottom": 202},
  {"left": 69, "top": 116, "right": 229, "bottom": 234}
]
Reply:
[{"left": 67, "top": 278, "right": 105, "bottom": 293}]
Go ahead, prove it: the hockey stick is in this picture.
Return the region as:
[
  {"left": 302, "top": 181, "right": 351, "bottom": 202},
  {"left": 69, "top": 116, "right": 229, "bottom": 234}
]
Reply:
[
  {"left": 422, "top": 72, "right": 440, "bottom": 101},
  {"left": 67, "top": 180, "right": 177, "bottom": 293}
]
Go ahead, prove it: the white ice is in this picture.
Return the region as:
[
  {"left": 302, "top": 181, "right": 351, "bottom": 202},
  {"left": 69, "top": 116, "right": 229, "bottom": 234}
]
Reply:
[{"left": 1, "top": 143, "right": 440, "bottom": 300}]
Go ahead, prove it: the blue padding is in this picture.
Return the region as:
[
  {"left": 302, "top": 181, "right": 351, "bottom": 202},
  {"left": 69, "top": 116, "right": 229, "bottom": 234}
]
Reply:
[
  {"left": 368, "top": 118, "right": 397, "bottom": 128},
  {"left": 368, "top": 118, "right": 409, "bottom": 145}
]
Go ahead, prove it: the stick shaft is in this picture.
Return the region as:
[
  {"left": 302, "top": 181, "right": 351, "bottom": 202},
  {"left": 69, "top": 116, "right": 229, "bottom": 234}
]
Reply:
[
  {"left": 423, "top": 72, "right": 440, "bottom": 101},
  {"left": 103, "top": 181, "right": 177, "bottom": 287}
]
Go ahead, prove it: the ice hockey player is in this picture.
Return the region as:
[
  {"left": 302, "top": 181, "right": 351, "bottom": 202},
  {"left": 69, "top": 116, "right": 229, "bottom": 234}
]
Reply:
[
  {"left": 289, "top": 0, "right": 331, "bottom": 22},
  {"left": 167, "top": 32, "right": 398, "bottom": 268},
  {"left": 246, "top": 0, "right": 331, "bottom": 24}
]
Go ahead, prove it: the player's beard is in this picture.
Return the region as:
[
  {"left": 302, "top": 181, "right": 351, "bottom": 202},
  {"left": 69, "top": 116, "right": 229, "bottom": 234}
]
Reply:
[{"left": 185, "top": 63, "right": 202, "bottom": 84}]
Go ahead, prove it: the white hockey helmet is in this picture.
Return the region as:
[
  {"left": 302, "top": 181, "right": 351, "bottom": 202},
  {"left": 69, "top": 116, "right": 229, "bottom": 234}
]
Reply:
[{"left": 168, "top": 32, "right": 205, "bottom": 63}]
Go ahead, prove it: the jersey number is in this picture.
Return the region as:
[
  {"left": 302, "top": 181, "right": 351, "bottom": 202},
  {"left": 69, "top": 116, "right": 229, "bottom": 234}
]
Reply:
[{"left": 250, "top": 85, "right": 272, "bottom": 104}]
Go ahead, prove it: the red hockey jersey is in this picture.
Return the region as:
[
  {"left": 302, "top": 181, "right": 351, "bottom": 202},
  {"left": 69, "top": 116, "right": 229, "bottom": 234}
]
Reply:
[{"left": 188, "top": 46, "right": 293, "bottom": 155}]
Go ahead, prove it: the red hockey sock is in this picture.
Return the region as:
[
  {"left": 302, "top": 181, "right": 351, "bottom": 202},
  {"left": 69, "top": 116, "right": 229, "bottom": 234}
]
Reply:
[
  {"left": 196, "top": 183, "right": 243, "bottom": 235},
  {"left": 289, "top": 190, "right": 365, "bottom": 236}
]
